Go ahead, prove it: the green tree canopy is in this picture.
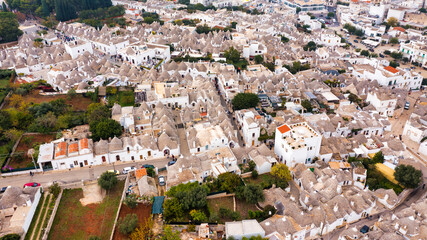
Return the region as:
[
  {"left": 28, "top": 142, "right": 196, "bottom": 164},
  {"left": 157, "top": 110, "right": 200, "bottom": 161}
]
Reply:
[
  {"left": 394, "top": 164, "right": 422, "bottom": 188},
  {"left": 271, "top": 164, "right": 292, "bottom": 182},
  {"left": 98, "top": 171, "right": 118, "bottom": 191},
  {"left": 86, "top": 103, "right": 110, "bottom": 124},
  {"left": 254, "top": 55, "right": 264, "bottom": 64},
  {"left": 236, "top": 184, "right": 264, "bottom": 204},
  {"left": 163, "top": 198, "right": 184, "bottom": 222},
  {"left": 118, "top": 213, "right": 138, "bottom": 235},
  {"left": 189, "top": 209, "right": 207, "bottom": 222},
  {"left": 301, "top": 99, "right": 313, "bottom": 112},
  {"left": 224, "top": 46, "right": 241, "bottom": 64},
  {"left": 0, "top": 12, "right": 23, "bottom": 43},
  {"left": 175, "top": 185, "right": 208, "bottom": 210},
  {"left": 327, "top": 12, "right": 335, "bottom": 17},
  {"left": 303, "top": 41, "right": 317, "bottom": 51},
  {"left": 232, "top": 93, "right": 259, "bottom": 110},
  {"left": 89, "top": 118, "right": 122, "bottom": 141},
  {"left": 389, "top": 37, "right": 399, "bottom": 44}
]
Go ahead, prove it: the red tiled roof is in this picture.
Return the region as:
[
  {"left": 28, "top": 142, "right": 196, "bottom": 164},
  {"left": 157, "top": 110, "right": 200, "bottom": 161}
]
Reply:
[
  {"left": 135, "top": 168, "right": 147, "bottom": 180},
  {"left": 393, "top": 27, "right": 405, "bottom": 32},
  {"left": 277, "top": 124, "right": 291, "bottom": 134},
  {"left": 80, "top": 138, "right": 89, "bottom": 149},
  {"left": 68, "top": 143, "right": 79, "bottom": 153},
  {"left": 200, "top": 112, "right": 207, "bottom": 117},
  {"left": 384, "top": 66, "right": 399, "bottom": 74},
  {"left": 55, "top": 142, "right": 67, "bottom": 157}
]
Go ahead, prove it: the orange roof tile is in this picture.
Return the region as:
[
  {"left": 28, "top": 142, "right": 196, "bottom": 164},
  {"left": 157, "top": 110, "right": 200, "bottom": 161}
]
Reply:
[
  {"left": 135, "top": 168, "right": 147, "bottom": 180},
  {"left": 200, "top": 112, "right": 207, "bottom": 117},
  {"left": 384, "top": 66, "right": 399, "bottom": 74},
  {"left": 80, "top": 138, "right": 89, "bottom": 149},
  {"left": 255, "top": 115, "right": 262, "bottom": 120},
  {"left": 55, "top": 142, "right": 67, "bottom": 157},
  {"left": 277, "top": 124, "right": 291, "bottom": 134},
  {"left": 393, "top": 27, "right": 405, "bottom": 32},
  {"left": 68, "top": 143, "right": 79, "bottom": 153}
]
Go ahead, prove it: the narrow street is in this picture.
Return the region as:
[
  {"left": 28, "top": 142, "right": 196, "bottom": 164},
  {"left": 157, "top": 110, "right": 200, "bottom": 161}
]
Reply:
[{"left": 0, "top": 158, "right": 169, "bottom": 189}]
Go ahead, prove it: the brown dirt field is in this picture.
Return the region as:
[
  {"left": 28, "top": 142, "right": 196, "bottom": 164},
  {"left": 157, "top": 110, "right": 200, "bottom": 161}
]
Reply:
[
  {"left": 9, "top": 134, "right": 55, "bottom": 169},
  {"left": 113, "top": 203, "right": 152, "bottom": 240},
  {"left": 4, "top": 90, "right": 93, "bottom": 111},
  {"left": 236, "top": 198, "right": 258, "bottom": 219}
]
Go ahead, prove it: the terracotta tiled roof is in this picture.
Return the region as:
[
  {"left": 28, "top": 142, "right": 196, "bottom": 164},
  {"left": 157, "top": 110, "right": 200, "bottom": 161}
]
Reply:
[
  {"left": 277, "top": 124, "right": 291, "bottom": 134},
  {"left": 393, "top": 27, "right": 405, "bottom": 32},
  {"left": 80, "top": 138, "right": 89, "bottom": 149},
  {"left": 135, "top": 168, "right": 147, "bottom": 180},
  {"left": 55, "top": 142, "right": 67, "bottom": 157},
  {"left": 384, "top": 66, "right": 399, "bottom": 74},
  {"left": 68, "top": 143, "right": 79, "bottom": 153}
]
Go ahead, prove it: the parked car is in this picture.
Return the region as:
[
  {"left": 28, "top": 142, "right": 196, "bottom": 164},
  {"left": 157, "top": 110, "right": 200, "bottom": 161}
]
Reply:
[
  {"left": 142, "top": 164, "right": 154, "bottom": 169},
  {"left": 354, "top": 40, "right": 358, "bottom": 43},
  {"left": 360, "top": 225, "right": 370, "bottom": 234},
  {"left": 158, "top": 176, "right": 166, "bottom": 186},
  {"left": 369, "top": 48, "right": 374, "bottom": 52},
  {"left": 0, "top": 187, "right": 7, "bottom": 193},
  {"left": 24, "top": 182, "right": 40, "bottom": 188},
  {"left": 122, "top": 166, "right": 136, "bottom": 174},
  {"left": 168, "top": 160, "right": 176, "bottom": 166},
  {"left": 107, "top": 169, "right": 120, "bottom": 175},
  {"left": 379, "top": 53, "right": 384, "bottom": 58},
  {"left": 404, "top": 101, "right": 410, "bottom": 110}
]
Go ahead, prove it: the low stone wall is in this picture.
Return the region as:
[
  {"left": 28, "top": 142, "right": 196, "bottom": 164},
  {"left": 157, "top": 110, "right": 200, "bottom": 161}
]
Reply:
[{"left": 109, "top": 174, "right": 129, "bottom": 240}]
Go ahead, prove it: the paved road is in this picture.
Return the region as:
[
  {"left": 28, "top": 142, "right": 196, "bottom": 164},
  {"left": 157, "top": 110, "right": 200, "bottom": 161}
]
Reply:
[{"left": 0, "top": 158, "right": 169, "bottom": 188}]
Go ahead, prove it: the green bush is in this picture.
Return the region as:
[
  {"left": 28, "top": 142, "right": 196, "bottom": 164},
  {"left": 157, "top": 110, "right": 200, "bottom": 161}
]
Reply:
[
  {"left": 118, "top": 213, "right": 138, "bottom": 235},
  {"left": 48, "top": 183, "right": 61, "bottom": 199},
  {"left": 124, "top": 194, "right": 138, "bottom": 209}
]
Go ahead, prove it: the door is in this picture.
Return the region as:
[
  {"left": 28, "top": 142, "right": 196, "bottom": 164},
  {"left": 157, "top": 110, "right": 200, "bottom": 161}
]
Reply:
[
  {"left": 84, "top": 160, "right": 88, "bottom": 166},
  {"left": 79, "top": 162, "right": 83, "bottom": 167},
  {"left": 148, "top": 151, "right": 151, "bottom": 157},
  {"left": 102, "top": 156, "right": 106, "bottom": 162},
  {"left": 252, "top": 140, "right": 255, "bottom": 146}
]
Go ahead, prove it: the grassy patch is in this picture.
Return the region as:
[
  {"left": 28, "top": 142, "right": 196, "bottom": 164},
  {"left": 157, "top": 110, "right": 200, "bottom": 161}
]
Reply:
[
  {"left": 235, "top": 198, "right": 258, "bottom": 219},
  {"left": 244, "top": 174, "right": 275, "bottom": 188},
  {"left": 48, "top": 181, "right": 124, "bottom": 240},
  {"left": 366, "top": 165, "right": 403, "bottom": 195},
  {"left": 24, "top": 193, "right": 45, "bottom": 240},
  {"left": 34, "top": 194, "right": 52, "bottom": 239}
]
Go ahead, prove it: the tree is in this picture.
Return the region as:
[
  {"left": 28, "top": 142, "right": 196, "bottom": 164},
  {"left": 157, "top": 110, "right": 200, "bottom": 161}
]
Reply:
[
  {"left": 296, "top": 7, "right": 301, "bottom": 14},
  {"left": 144, "top": 17, "right": 154, "bottom": 24},
  {"left": 28, "top": 112, "right": 58, "bottom": 133},
  {"left": 118, "top": 213, "right": 138, "bottom": 235},
  {"left": 90, "top": 118, "right": 122, "bottom": 141},
  {"left": 41, "top": 0, "right": 50, "bottom": 17},
  {"left": 0, "top": 12, "right": 23, "bottom": 43},
  {"left": 161, "top": 226, "right": 180, "bottom": 240},
  {"left": 163, "top": 198, "right": 184, "bottom": 222},
  {"left": 216, "top": 172, "right": 242, "bottom": 193},
  {"left": 360, "top": 50, "right": 370, "bottom": 57},
  {"left": 390, "top": 51, "right": 403, "bottom": 60},
  {"left": 389, "top": 37, "right": 399, "bottom": 44},
  {"left": 98, "top": 171, "right": 118, "bottom": 191},
  {"left": 130, "top": 216, "right": 154, "bottom": 240},
  {"left": 224, "top": 46, "right": 241, "bottom": 64},
  {"left": 394, "top": 164, "right": 422, "bottom": 188},
  {"left": 86, "top": 103, "right": 110, "bottom": 124},
  {"left": 372, "top": 151, "right": 384, "bottom": 164},
  {"left": 327, "top": 12, "right": 335, "bottom": 18},
  {"left": 0, "top": 234, "right": 20, "bottom": 240},
  {"left": 2, "top": 2, "right": 8, "bottom": 11},
  {"left": 236, "top": 184, "right": 264, "bottom": 204},
  {"left": 301, "top": 99, "right": 313, "bottom": 112},
  {"left": 248, "top": 160, "right": 256, "bottom": 171},
  {"left": 176, "top": 185, "right": 208, "bottom": 210},
  {"left": 354, "top": 29, "right": 364, "bottom": 37},
  {"left": 280, "top": 36, "right": 289, "bottom": 43},
  {"left": 420, "top": 8, "right": 427, "bottom": 13},
  {"left": 49, "top": 182, "right": 61, "bottom": 199},
  {"left": 0, "top": 110, "right": 11, "bottom": 130},
  {"left": 230, "top": 21, "right": 237, "bottom": 29},
  {"left": 54, "top": 0, "right": 77, "bottom": 21},
  {"left": 124, "top": 194, "right": 138, "bottom": 208},
  {"left": 348, "top": 93, "right": 361, "bottom": 104},
  {"left": 251, "top": 170, "right": 258, "bottom": 179},
  {"left": 254, "top": 55, "right": 264, "bottom": 64},
  {"left": 389, "top": 61, "right": 398, "bottom": 68},
  {"left": 89, "top": 237, "right": 101, "bottom": 240},
  {"left": 387, "top": 17, "right": 398, "bottom": 27},
  {"left": 271, "top": 164, "right": 292, "bottom": 182},
  {"left": 190, "top": 209, "right": 207, "bottom": 222},
  {"left": 303, "top": 41, "right": 317, "bottom": 51},
  {"left": 232, "top": 93, "right": 259, "bottom": 110},
  {"left": 67, "top": 88, "right": 76, "bottom": 100}
]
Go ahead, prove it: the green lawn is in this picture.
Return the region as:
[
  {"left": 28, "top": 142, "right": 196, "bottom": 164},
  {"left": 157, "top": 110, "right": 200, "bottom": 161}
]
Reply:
[
  {"left": 0, "top": 78, "right": 9, "bottom": 88},
  {"left": 48, "top": 181, "right": 124, "bottom": 240}
]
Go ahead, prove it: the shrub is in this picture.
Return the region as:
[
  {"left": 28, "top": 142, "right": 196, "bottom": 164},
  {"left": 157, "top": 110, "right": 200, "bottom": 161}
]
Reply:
[
  {"left": 48, "top": 182, "right": 61, "bottom": 199},
  {"left": 124, "top": 194, "right": 138, "bottom": 209},
  {"left": 118, "top": 213, "right": 138, "bottom": 235},
  {"left": 251, "top": 170, "right": 258, "bottom": 179}
]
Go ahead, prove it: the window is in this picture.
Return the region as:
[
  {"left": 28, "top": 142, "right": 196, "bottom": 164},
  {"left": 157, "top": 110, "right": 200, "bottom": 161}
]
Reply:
[
  {"left": 131, "top": 156, "right": 134, "bottom": 160},
  {"left": 116, "top": 155, "right": 120, "bottom": 161},
  {"left": 74, "top": 161, "right": 78, "bottom": 166}
]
